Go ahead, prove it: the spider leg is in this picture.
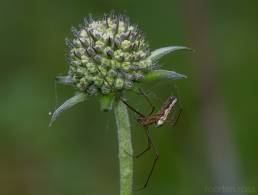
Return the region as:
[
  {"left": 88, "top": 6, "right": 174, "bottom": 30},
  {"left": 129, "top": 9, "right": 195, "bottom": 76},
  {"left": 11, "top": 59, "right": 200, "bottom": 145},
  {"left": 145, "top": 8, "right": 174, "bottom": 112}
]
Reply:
[
  {"left": 121, "top": 98, "right": 145, "bottom": 117},
  {"left": 137, "top": 88, "right": 155, "bottom": 116},
  {"left": 128, "top": 125, "right": 152, "bottom": 158},
  {"left": 134, "top": 126, "right": 159, "bottom": 191},
  {"left": 172, "top": 108, "right": 182, "bottom": 126},
  {"left": 125, "top": 142, "right": 151, "bottom": 158},
  {"left": 165, "top": 107, "right": 183, "bottom": 127}
]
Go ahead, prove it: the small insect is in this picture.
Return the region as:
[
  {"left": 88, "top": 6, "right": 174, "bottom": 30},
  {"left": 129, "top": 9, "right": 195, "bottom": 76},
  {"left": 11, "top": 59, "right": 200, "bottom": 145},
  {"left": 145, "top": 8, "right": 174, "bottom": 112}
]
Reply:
[{"left": 121, "top": 90, "right": 182, "bottom": 190}]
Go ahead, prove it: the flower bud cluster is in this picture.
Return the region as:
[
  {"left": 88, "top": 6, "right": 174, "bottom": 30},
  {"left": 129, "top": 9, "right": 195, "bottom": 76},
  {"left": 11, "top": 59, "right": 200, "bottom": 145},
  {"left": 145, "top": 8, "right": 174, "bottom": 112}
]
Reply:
[{"left": 66, "top": 13, "right": 152, "bottom": 95}]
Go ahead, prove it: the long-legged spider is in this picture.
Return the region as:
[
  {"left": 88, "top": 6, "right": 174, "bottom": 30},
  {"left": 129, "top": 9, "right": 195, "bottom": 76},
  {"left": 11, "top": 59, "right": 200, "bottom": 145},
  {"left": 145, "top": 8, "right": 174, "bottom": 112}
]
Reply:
[{"left": 121, "top": 89, "right": 182, "bottom": 190}]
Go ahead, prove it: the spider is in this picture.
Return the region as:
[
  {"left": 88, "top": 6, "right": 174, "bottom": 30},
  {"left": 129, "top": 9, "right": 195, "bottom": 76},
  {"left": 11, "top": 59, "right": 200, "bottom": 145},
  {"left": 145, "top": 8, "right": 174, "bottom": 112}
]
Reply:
[{"left": 121, "top": 89, "right": 182, "bottom": 190}]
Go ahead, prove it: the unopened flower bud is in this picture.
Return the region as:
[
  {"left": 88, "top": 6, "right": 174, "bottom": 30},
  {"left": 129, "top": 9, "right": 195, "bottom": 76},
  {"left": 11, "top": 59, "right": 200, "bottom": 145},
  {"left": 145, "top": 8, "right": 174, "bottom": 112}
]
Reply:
[{"left": 65, "top": 13, "right": 152, "bottom": 95}]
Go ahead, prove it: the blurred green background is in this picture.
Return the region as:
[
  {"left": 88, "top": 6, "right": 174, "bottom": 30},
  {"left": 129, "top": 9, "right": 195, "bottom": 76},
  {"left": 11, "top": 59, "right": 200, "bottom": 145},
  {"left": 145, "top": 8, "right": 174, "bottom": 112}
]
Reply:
[{"left": 1, "top": 0, "right": 257, "bottom": 194}]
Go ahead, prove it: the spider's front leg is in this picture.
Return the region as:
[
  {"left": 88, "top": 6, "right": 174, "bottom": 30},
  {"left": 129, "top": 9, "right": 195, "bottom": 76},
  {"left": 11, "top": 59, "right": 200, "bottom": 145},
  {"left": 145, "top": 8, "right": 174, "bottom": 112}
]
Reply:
[
  {"left": 165, "top": 107, "right": 183, "bottom": 127},
  {"left": 137, "top": 88, "right": 155, "bottom": 116}
]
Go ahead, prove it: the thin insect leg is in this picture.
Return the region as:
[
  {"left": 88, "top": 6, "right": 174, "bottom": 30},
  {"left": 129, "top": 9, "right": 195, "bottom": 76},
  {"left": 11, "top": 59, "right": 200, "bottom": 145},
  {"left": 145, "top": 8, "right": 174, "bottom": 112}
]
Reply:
[
  {"left": 120, "top": 98, "right": 145, "bottom": 117},
  {"left": 133, "top": 144, "right": 151, "bottom": 158},
  {"left": 170, "top": 84, "right": 183, "bottom": 127},
  {"left": 125, "top": 142, "right": 151, "bottom": 158},
  {"left": 172, "top": 108, "right": 182, "bottom": 127},
  {"left": 165, "top": 108, "right": 182, "bottom": 127},
  {"left": 135, "top": 126, "right": 159, "bottom": 191},
  {"left": 54, "top": 80, "right": 58, "bottom": 110},
  {"left": 128, "top": 125, "right": 152, "bottom": 158},
  {"left": 137, "top": 88, "right": 155, "bottom": 116}
]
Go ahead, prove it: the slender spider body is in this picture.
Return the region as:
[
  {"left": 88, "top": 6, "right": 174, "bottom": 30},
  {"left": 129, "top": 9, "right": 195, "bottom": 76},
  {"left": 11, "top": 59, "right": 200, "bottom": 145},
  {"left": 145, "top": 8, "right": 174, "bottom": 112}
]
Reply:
[
  {"left": 137, "top": 115, "right": 158, "bottom": 126},
  {"left": 137, "top": 96, "right": 178, "bottom": 127}
]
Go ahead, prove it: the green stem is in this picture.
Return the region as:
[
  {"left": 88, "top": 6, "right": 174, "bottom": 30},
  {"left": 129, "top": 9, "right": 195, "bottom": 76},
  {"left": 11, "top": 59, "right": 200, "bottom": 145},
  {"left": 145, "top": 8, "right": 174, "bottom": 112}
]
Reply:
[{"left": 114, "top": 99, "right": 133, "bottom": 195}]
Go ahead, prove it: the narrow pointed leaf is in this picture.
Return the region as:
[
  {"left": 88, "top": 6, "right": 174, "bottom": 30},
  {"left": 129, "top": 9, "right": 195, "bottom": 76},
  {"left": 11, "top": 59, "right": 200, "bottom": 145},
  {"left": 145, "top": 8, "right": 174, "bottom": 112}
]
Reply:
[
  {"left": 49, "top": 92, "right": 87, "bottom": 127},
  {"left": 149, "top": 46, "right": 191, "bottom": 62},
  {"left": 143, "top": 70, "right": 187, "bottom": 82},
  {"left": 55, "top": 75, "right": 74, "bottom": 86}
]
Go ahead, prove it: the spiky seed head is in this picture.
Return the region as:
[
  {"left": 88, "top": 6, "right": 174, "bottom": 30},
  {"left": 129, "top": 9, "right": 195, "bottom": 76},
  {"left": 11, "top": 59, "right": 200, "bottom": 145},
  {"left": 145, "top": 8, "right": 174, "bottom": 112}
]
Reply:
[{"left": 66, "top": 13, "right": 152, "bottom": 95}]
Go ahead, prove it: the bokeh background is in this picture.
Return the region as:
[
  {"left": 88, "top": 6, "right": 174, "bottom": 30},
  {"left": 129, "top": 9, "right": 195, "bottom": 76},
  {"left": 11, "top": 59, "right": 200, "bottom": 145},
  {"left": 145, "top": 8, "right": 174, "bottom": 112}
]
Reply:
[{"left": 1, "top": 0, "right": 257, "bottom": 194}]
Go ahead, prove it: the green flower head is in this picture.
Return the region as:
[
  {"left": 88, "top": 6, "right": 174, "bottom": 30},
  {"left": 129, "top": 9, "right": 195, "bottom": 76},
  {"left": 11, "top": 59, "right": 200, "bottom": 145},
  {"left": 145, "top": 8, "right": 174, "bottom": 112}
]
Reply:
[
  {"left": 50, "top": 12, "right": 190, "bottom": 126},
  {"left": 67, "top": 13, "right": 151, "bottom": 95}
]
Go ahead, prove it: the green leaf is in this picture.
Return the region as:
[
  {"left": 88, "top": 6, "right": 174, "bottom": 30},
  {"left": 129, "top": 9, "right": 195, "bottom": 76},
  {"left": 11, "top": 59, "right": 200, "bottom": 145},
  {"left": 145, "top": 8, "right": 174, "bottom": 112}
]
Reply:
[
  {"left": 99, "top": 94, "right": 115, "bottom": 112},
  {"left": 143, "top": 69, "right": 187, "bottom": 81},
  {"left": 49, "top": 92, "right": 87, "bottom": 127},
  {"left": 55, "top": 75, "right": 74, "bottom": 86},
  {"left": 149, "top": 46, "right": 191, "bottom": 62}
]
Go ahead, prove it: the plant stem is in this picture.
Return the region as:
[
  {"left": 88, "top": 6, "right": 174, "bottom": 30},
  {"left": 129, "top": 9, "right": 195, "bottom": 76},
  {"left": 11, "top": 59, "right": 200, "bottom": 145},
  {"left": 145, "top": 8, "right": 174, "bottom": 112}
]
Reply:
[{"left": 114, "top": 99, "right": 133, "bottom": 195}]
